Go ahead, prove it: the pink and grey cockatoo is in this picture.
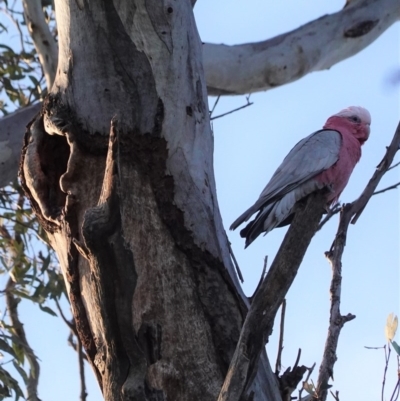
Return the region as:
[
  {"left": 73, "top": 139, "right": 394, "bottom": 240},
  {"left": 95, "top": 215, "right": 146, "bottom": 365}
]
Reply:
[{"left": 230, "top": 106, "right": 371, "bottom": 247}]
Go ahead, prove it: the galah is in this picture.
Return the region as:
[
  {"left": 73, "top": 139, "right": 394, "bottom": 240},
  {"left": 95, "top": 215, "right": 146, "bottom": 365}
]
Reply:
[{"left": 230, "top": 106, "right": 371, "bottom": 248}]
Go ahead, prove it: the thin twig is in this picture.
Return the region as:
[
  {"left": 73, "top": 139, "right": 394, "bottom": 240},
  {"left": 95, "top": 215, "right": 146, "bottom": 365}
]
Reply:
[
  {"left": 211, "top": 95, "right": 253, "bottom": 120},
  {"left": 387, "top": 160, "right": 400, "bottom": 171},
  {"left": 77, "top": 336, "right": 87, "bottom": 401},
  {"left": 229, "top": 242, "right": 244, "bottom": 283},
  {"left": 317, "top": 204, "right": 341, "bottom": 230},
  {"left": 6, "top": 278, "right": 41, "bottom": 401},
  {"left": 298, "top": 362, "right": 316, "bottom": 400},
  {"left": 54, "top": 297, "right": 75, "bottom": 331},
  {"left": 293, "top": 348, "right": 301, "bottom": 370},
  {"left": 55, "top": 299, "right": 88, "bottom": 399},
  {"left": 390, "top": 377, "right": 400, "bottom": 401},
  {"left": 382, "top": 344, "right": 392, "bottom": 401},
  {"left": 209, "top": 95, "right": 220, "bottom": 117},
  {"left": 0, "top": 6, "right": 25, "bottom": 52},
  {"left": 316, "top": 120, "right": 400, "bottom": 401},
  {"left": 249, "top": 256, "right": 268, "bottom": 302},
  {"left": 372, "top": 181, "right": 400, "bottom": 196},
  {"left": 351, "top": 120, "right": 400, "bottom": 224},
  {"left": 275, "top": 299, "right": 286, "bottom": 375},
  {"left": 391, "top": 355, "right": 400, "bottom": 401}
]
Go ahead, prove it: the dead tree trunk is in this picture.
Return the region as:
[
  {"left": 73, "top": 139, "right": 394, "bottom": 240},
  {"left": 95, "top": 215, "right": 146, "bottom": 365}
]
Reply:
[{"left": 20, "top": 1, "right": 280, "bottom": 400}]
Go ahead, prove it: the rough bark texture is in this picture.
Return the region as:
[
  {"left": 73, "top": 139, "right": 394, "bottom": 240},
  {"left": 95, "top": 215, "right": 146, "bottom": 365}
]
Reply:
[
  {"left": 20, "top": 1, "right": 279, "bottom": 400},
  {"left": 1, "top": 0, "right": 398, "bottom": 187},
  {"left": 218, "top": 193, "right": 326, "bottom": 401}
]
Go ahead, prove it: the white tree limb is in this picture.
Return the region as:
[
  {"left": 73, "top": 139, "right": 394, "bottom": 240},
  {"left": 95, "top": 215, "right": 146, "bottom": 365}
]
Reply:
[
  {"left": 0, "top": 103, "right": 40, "bottom": 187},
  {"left": 0, "top": 0, "right": 398, "bottom": 187},
  {"left": 204, "top": 0, "right": 399, "bottom": 95},
  {"left": 22, "top": 0, "right": 58, "bottom": 88}
]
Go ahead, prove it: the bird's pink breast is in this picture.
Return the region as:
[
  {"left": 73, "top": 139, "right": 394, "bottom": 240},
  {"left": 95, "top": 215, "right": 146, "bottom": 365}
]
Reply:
[{"left": 315, "top": 128, "right": 361, "bottom": 203}]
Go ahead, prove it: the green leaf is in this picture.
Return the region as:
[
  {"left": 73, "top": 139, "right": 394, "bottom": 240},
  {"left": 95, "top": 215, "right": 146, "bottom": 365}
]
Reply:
[
  {"left": 28, "top": 75, "right": 39, "bottom": 87},
  {"left": 12, "top": 361, "right": 28, "bottom": 385},
  {"left": 11, "top": 342, "right": 24, "bottom": 365},
  {"left": 391, "top": 340, "right": 400, "bottom": 356},
  {"left": 0, "top": 44, "right": 15, "bottom": 53},
  {"left": 0, "top": 338, "right": 17, "bottom": 359},
  {"left": 0, "top": 365, "right": 24, "bottom": 400},
  {"left": 39, "top": 304, "right": 57, "bottom": 317}
]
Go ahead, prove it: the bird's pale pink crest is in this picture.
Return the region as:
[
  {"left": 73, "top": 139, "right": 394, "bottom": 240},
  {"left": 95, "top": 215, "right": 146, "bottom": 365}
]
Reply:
[
  {"left": 334, "top": 106, "right": 371, "bottom": 125},
  {"left": 326, "top": 106, "right": 371, "bottom": 143}
]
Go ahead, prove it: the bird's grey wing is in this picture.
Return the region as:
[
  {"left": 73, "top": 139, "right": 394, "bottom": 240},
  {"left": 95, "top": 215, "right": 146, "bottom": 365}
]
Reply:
[{"left": 230, "top": 129, "right": 341, "bottom": 230}]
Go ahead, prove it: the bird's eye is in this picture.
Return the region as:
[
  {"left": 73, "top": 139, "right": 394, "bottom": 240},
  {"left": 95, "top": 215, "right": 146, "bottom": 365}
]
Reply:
[{"left": 349, "top": 115, "right": 361, "bottom": 123}]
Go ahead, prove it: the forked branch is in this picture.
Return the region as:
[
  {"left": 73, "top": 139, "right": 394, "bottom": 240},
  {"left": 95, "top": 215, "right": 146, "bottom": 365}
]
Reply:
[{"left": 315, "top": 119, "right": 400, "bottom": 401}]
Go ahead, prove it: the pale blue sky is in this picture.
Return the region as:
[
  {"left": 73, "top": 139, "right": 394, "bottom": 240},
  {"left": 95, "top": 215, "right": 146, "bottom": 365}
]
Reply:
[
  {"left": 197, "top": 1, "right": 399, "bottom": 400},
  {"left": 1, "top": 1, "right": 399, "bottom": 400}
]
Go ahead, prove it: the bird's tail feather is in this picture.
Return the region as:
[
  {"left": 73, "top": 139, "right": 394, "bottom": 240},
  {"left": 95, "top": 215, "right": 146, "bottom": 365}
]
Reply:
[
  {"left": 240, "top": 205, "right": 276, "bottom": 247},
  {"left": 229, "top": 204, "right": 260, "bottom": 231}
]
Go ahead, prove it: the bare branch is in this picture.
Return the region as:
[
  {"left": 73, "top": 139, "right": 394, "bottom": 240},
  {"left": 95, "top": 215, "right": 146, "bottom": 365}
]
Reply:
[
  {"left": 249, "top": 256, "right": 268, "bottom": 302},
  {"left": 0, "top": 102, "right": 41, "bottom": 187},
  {"left": 204, "top": 0, "right": 399, "bottom": 95},
  {"left": 372, "top": 181, "right": 400, "bottom": 196},
  {"left": 277, "top": 348, "right": 309, "bottom": 400},
  {"left": 55, "top": 298, "right": 88, "bottom": 400},
  {"left": 387, "top": 161, "right": 400, "bottom": 171},
  {"left": 275, "top": 299, "right": 286, "bottom": 375},
  {"left": 351, "top": 120, "right": 400, "bottom": 224},
  {"left": 210, "top": 96, "right": 253, "bottom": 120},
  {"left": 54, "top": 296, "right": 75, "bottom": 331},
  {"left": 0, "top": 0, "right": 398, "bottom": 188},
  {"left": 317, "top": 204, "right": 341, "bottom": 231},
  {"left": 229, "top": 242, "right": 244, "bottom": 283},
  {"left": 22, "top": 0, "right": 58, "bottom": 88},
  {"left": 298, "top": 362, "right": 316, "bottom": 401},
  {"left": 315, "top": 120, "right": 400, "bottom": 401},
  {"left": 77, "top": 336, "right": 87, "bottom": 401},
  {"left": 381, "top": 344, "right": 391, "bottom": 401},
  {"left": 218, "top": 191, "right": 326, "bottom": 401},
  {"left": 5, "top": 278, "right": 41, "bottom": 401},
  {"left": 209, "top": 95, "right": 221, "bottom": 117},
  {"left": 1, "top": 6, "right": 25, "bottom": 52},
  {"left": 390, "top": 360, "right": 400, "bottom": 401}
]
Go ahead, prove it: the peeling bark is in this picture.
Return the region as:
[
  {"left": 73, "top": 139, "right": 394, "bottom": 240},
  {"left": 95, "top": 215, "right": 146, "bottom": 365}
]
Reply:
[{"left": 20, "top": 1, "right": 278, "bottom": 400}]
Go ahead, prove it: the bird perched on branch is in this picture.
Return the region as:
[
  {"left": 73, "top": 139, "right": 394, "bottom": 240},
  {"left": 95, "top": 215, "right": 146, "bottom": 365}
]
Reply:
[{"left": 230, "top": 106, "right": 371, "bottom": 248}]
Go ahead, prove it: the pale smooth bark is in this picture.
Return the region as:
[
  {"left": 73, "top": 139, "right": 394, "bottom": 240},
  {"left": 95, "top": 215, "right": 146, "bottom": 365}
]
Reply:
[
  {"left": 205, "top": 0, "right": 399, "bottom": 95},
  {"left": 22, "top": 0, "right": 58, "bottom": 88},
  {"left": 1, "top": 0, "right": 398, "bottom": 187},
  {"left": 0, "top": 102, "right": 40, "bottom": 186},
  {"left": 20, "top": 1, "right": 278, "bottom": 400}
]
